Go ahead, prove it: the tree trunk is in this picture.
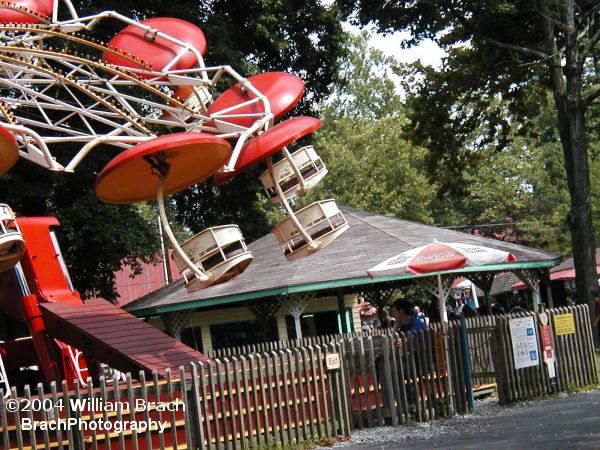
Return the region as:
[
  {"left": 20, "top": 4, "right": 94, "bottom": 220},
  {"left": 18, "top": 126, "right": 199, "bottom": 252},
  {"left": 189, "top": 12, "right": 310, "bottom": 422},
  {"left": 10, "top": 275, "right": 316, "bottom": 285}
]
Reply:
[
  {"left": 552, "top": 87, "right": 598, "bottom": 311},
  {"left": 542, "top": 0, "right": 598, "bottom": 315}
]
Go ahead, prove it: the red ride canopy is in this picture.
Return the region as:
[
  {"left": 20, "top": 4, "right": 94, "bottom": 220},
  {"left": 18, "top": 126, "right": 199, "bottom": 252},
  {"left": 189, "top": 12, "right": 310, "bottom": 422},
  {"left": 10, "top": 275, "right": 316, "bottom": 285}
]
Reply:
[
  {"left": 0, "top": 0, "right": 53, "bottom": 24},
  {"left": 0, "top": 123, "right": 18, "bottom": 175},
  {"left": 208, "top": 72, "right": 305, "bottom": 131},
  {"left": 214, "top": 116, "right": 321, "bottom": 185},
  {"left": 95, "top": 133, "right": 231, "bottom": 204},
  {"left": 104, "top": 17, "right": 207, "bottom": 75}
]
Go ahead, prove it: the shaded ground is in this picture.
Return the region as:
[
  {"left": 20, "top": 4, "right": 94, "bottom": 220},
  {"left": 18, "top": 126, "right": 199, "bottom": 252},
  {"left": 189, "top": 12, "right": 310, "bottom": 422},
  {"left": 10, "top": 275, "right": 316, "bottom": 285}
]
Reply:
[{"left": 331, "top": 389, "right": 600, "bottom": 449}]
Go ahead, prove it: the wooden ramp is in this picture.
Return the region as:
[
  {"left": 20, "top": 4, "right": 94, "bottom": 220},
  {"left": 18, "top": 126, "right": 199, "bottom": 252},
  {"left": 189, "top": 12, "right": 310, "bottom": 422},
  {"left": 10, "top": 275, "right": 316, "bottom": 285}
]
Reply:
[{"left": 40, "top": 299, "right": 208, "bottom": 378}]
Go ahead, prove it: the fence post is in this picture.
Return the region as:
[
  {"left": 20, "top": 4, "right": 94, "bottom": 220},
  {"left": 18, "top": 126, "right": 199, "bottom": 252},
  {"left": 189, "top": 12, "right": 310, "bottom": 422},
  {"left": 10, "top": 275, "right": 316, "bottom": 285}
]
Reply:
[
  {"left": 460, "top": 312, "right": 475, "bottom": 411},
  {"left": 189, "top": 363, "right": 206, "bottom": 450}
]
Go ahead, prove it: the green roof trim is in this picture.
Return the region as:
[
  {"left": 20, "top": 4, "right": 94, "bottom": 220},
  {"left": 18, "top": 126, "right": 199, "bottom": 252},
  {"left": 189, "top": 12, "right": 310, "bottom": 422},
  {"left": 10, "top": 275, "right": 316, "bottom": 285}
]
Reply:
[{"left": 130, "top": 258, "right": 560, "bottom": 317}]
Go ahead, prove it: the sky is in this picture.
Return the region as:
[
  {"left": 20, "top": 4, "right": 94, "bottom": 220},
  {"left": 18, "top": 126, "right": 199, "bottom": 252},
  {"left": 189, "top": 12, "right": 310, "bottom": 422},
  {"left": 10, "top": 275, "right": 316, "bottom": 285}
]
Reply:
[
  {"left": 345, "top": 23, "right": 447, "bottom": 67},
  {"left": 368, "top": 31, "right": 446, "bottom": 67}
]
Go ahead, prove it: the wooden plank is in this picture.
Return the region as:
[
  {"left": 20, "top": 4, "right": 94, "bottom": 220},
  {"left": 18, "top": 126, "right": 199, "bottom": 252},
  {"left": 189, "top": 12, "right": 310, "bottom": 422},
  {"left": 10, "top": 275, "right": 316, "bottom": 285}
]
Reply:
[
  {"left": 446, "top": 324, "right": 461, "bottom": 414},
  {"left": 294, "top": 348, "right": 310, "bottom": 441},
  {"left": 387, "top": 333, "right": 403, "bottom": 425},
  {"left": 238, "top": 356, "right": 253, "bottom": 449},
  {"left": 280, "top": 350, "right": 294, "bottom": 444},
  {"left": 23, "top": 385, "right": 37, "bottom": 450},
  {"left": 580, "top": 305, "right": 599, "bottom": 383},
  {"left": 215, "top": 360, "right": 229, "bottom": 450},
  {"left": 357, "top": 337, "right": 372, "bottom": 428},
  {"left": 380, "top": 335, "right": 397, "bottom": 426},
  {"left": 270, "top": 352, "right": 287, "bottom": 446},
  {"left": 572, "top": 306, "right": 589, "bottom": 386},
  {"left": 231, "top": 357, "right": 245, "bottom": 449},
  {"left": 49, "top": 382, "right": 65, "bottom": 450},
  {"left": 223, "top": 359, "right": 238, "bottom": 450},
  {"left": 418, "top": 331, "right": 434, "bottom": 420},
  {"left": 34, "top": 383, "right": 51, "bottom": 450},
  {"left": 135, "top": 372, "right": 150, "bottom": 450},
  {"left": 247, "top": 355, "right": 262, "bottom": 448},
  {"left": 424, "top": 330, "right": 439, "bottom": 419},
  {"left": 366, "top": 337, "right": 384, "bottom": 427},
  {"left": 336, "top": 341, "right": 352, "bottom": 437},
  {"left": 316, "top": 345, "right": 332, "bottom": 437},
  {"left": 285, "top": 350, "right": 301, "bottom": 444},
  {"left": 406, "top": 333, "right": 422, "bottom": 422},
  {"left": 300, "top": 347, "right": 317, "bottom": 438},
  {"left": 323, "top": 343, "right": 339, "bottom": 436},
  {"left": 397, "top": 333, "right": 411, "bottom": 423},
  {"left": 178, "top": 366, "right": 194, "bottom": 450},
  {"left": 502, "top": 315, "right": 518, "bottom": 402},
  {"left": 263, "top": 353, "right": 279, "bottom": 445},
  {"left": 553, "top": 308, "right": 569, "bottom": 390},
  {"left": 199, "top": 363, "right": 213, "bottom": 450},
  {"left": 207, "top": 362, "right": 221, "bottom": 450},
  {"left": 256, "top": 354, "right": 270, "bottom": 446},
  {"left": 346, "top": 337, "right": 363, "bottom": 429},
  {"left": 0, "top": 392, "right": 10, "bottom": 450},
  {"left": 490, "top": 326, "right": 507, "bottom": 404}
]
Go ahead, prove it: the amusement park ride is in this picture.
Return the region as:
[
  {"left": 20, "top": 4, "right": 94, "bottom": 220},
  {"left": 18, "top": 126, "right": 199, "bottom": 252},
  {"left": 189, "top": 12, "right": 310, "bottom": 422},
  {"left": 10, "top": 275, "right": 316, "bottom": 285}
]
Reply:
[{"left": 0, "top": 0, "right": 349, "bottom": 395}]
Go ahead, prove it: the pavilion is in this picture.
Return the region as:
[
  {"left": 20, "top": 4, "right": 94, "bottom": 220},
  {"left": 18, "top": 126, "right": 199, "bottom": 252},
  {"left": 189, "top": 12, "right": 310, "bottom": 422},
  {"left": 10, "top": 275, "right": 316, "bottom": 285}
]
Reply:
[{"left": 124, "top": 206, "right": 561, "bottom": 353}]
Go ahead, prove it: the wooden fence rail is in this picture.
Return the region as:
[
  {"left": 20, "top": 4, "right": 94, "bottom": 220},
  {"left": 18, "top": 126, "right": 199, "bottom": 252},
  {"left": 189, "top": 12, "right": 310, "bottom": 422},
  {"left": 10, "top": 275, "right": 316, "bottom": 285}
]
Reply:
[
  {"left": 340, "top": 324, "right": 469, "bottom": 429},
  {"left": 0, "top": 343, "right": 350, "bottom": 450},
  {"left": 1, "top": 306, "right": 597, "bottom": 449},
  {"left": 492, "top": 305, "right": 598, "bottom": 404},
  {"left": 463, "top": 315, "right": 497, "bottom": 386},
  {"left": 206, "top": 329, "right": 392, "bottom": 359}
]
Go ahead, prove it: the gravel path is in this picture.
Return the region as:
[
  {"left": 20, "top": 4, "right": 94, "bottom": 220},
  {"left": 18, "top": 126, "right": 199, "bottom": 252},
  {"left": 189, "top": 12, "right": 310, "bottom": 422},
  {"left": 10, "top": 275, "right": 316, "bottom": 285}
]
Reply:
[{"left": 323, "top": 390, "right": 600, "bottom": 449}]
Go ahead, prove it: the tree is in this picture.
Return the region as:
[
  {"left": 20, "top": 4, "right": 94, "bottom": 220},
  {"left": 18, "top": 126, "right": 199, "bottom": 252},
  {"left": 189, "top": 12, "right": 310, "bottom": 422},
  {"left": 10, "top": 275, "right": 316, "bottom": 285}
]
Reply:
[
  {"left": 338, "top": 0, "right": 600, "bottom": 309},
  {"left": 1, "top": 1, "right": 347, "bottom": 299},
  {"left": 304, "top": 34, "right": 437, "bottom": 222},
  {"left": 0, "top": 157, "right": 160, "bottom": 301}
]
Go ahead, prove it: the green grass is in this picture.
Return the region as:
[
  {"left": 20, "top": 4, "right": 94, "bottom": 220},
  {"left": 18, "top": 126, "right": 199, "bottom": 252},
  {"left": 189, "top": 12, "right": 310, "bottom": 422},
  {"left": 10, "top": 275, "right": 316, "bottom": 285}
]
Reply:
[{"left": 246, "top": 436, "right": 340, "bottom": 450}]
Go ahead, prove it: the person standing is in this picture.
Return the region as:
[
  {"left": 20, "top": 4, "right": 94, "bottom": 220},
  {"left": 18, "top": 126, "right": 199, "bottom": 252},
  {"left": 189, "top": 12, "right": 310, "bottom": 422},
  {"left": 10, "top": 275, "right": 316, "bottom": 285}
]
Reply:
[
  {"left": 413, "top": 305, "right": 429, "bottom": 325},
  {"left": 392, "top": 299, "right": 428, "bottom": 334}
]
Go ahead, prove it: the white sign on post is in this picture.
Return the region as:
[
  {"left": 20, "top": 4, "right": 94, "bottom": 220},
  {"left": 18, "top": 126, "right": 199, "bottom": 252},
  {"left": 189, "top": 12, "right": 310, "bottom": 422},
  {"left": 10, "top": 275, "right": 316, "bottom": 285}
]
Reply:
[
  {"left": 509, "top": 316, "right": 540, "bottom": 369},
  {"left": 326, "top": 353, "right": 340, "bottom": 370}
]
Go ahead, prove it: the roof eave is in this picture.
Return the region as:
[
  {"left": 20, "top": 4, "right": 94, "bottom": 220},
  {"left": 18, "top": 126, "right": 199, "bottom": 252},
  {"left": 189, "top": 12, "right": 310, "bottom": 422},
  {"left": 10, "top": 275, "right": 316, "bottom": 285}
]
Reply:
[{"left": 129, "top": 257, "right": 561, "bottom": 317}]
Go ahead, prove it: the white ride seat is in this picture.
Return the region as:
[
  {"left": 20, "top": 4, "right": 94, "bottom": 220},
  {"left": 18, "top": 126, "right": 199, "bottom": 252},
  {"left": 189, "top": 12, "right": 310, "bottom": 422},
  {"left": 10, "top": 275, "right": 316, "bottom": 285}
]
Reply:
[
  {"left": 259, "top": 146, "right": 328, "bottom": 203},
  {"left": 272, "top": 199, "right": 349, "bottom": 260},
  {"left": 0, "top": 345, "right": 10, "bottom": 398},
  {"left": 174, "top": 225, "right": 253, "bottom": 292},
  {"left": 0, "top": 204, "right": 25, "bottom": 273}
]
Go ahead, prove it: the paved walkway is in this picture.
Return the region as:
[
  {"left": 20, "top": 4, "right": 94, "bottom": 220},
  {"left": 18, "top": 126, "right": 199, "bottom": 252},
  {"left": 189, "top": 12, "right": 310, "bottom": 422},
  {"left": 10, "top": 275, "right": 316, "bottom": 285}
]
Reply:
[{"left": 337, "top": 390, "right": 600, "bottom": 449}]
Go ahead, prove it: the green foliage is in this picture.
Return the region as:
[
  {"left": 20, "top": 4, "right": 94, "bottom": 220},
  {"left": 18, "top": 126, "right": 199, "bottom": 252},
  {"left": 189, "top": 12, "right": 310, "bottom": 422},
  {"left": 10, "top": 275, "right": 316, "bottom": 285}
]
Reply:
[
  {"left": 307, "top": 34, "right": 436, "bottom": 223},
  {"left": 338, "top": 0, "right": 600, "bottom": 305},
  {"left": 431, "top": 92, "right": 573, "bottom": 252},
  {"left": 246, "top": 436, "right": 337, "bottom": 450},
  {"left": 0, "top": 158, "right": 159, "bottom": 301},
  {"left": 2, "top": 1, "right": 348, "bottom": 300},
  {"left": 76, "top": 0, "right": 347, "bottom": 114}
]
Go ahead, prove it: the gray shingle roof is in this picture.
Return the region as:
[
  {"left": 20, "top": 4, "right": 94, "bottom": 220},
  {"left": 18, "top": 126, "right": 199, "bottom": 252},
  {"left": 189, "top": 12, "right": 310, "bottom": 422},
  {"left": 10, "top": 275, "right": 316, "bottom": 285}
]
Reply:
[
  {"left": 490, "top": 272, "right": 521, "bottom": 296},
  {"left": 125, "top": 206, "right": 561, "bottom": 316},
  {"left": 550, "top": 248, "right": 600, "bottom": 272}
]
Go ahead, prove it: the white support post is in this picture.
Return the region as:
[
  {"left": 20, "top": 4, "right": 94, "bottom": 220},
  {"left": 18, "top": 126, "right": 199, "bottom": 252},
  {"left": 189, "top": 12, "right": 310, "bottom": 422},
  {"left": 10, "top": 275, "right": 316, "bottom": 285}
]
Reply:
[
  {"left": 162, "top": 310, "right": 194, "bottom": 339},
  {"left": 514, "top": 269, "right": 542, "bottom": 313},
  {"left": 267, "top": 156, "right": 319, "bottom": 253},
  {"left": 279, "top": 293, "right": 316, "bottom": 340},
  {"left": 415, "top": 274, "right": 452, "bottom": 323},
  {"left": 156, "top": 177, "right": 209, "bottom": 283}
]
